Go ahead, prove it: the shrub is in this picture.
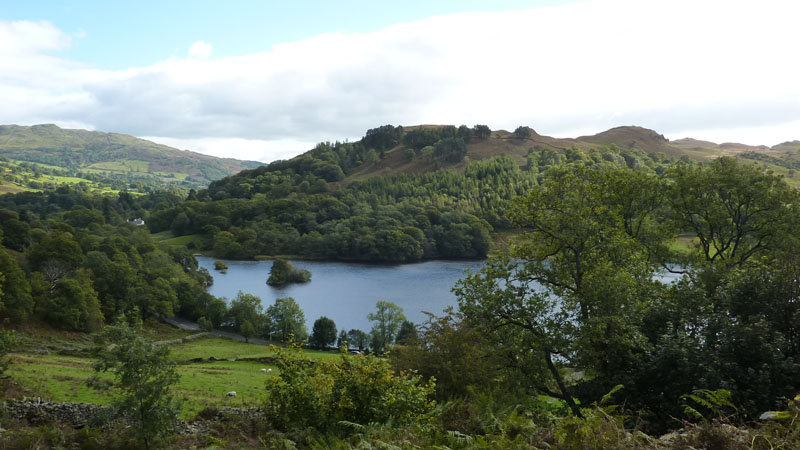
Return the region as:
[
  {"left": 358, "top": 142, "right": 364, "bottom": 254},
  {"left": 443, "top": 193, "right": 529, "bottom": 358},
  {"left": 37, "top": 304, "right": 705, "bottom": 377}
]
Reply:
[{"left": 263, "top": 343, "right": 435, "bottom": 433}]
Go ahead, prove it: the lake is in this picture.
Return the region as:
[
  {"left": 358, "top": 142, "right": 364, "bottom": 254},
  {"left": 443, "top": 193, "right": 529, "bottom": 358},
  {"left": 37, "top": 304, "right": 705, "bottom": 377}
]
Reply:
[
  {"left": 196, "top": 257, "right": 685, "bottom": 334},
  {"left": 196, "top": 257, "right": 484, "bottom": 333}
]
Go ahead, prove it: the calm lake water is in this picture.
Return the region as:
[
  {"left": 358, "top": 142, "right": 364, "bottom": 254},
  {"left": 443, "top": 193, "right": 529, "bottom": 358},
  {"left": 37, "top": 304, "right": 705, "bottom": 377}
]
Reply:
[
  {"left": 196, "top": 257, "right": 484, "bottom": 333},
  {"left": 196, "top": 256, "right": 685, "bottom": 334}
]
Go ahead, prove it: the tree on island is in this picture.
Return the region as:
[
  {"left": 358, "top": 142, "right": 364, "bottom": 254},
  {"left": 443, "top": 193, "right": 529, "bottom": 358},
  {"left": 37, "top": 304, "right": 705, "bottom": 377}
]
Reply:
[
  {"left": 267, "top": 258, "right": 311, "bottom": 286},
  {"left": 213, "top": 260, "right": 228, "bottom": 272}
]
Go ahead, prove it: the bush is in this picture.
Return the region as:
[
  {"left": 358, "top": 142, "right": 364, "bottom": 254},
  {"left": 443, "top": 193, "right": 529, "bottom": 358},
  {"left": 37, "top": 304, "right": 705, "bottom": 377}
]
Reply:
[
  {"left": 197, "top": 316, "right": 213, "bottom": 331},
  {"left": 263, "top": 343, "right": 435, "bottom": 433},
  {"left": 0, "top": 326, "right": 17, "bottom": 377}
]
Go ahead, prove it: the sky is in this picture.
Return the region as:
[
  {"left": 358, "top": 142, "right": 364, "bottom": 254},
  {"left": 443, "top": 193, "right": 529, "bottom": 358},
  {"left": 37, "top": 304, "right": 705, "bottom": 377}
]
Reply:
[{"left": 1, "top": 0, "right": 799, "bottom": 163}]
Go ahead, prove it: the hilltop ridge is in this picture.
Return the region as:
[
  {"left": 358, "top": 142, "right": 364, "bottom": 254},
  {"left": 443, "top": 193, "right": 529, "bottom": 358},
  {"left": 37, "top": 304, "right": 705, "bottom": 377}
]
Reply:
[
  {"left": 0, "top": 124, "right": 262, "bottom": 189},
  {"left": 334, "top": 123, "right": 800, "bottom": 183}
]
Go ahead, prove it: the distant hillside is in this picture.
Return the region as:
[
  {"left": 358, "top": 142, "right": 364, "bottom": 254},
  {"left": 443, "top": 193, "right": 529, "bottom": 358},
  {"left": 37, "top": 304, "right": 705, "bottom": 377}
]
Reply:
[
  {"left": 0, "top": 124, "right": 262, "bottom": 190},
  {"left": 339, "top": 124, "right": 800, "bottom": 185}
]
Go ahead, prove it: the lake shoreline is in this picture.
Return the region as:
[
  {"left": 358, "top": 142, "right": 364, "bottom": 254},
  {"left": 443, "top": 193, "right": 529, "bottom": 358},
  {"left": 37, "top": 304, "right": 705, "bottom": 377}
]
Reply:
[{"left": 196, "top": 256, "right": 484, "bottom": 333}]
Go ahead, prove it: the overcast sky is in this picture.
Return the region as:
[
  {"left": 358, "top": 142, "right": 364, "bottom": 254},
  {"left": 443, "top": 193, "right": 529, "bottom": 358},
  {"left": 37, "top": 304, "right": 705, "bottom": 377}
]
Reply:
[{"left": 1, "top": 0, "right": 798, "bottom": 162}]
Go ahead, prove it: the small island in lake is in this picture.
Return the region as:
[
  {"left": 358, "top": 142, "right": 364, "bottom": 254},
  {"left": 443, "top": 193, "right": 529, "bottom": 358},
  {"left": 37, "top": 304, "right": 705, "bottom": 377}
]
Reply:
[
  {"left": 213, "top": 260, "right": 228, "bottom": 272},
  {"left": 267, "top": 258, "right": 312, "bottom": 286}
]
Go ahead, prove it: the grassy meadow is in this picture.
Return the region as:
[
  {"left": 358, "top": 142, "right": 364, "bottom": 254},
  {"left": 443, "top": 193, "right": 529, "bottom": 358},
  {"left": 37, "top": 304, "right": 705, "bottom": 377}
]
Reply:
[{"left": 5, "top": 333, "right": 340, "bottom": 417}]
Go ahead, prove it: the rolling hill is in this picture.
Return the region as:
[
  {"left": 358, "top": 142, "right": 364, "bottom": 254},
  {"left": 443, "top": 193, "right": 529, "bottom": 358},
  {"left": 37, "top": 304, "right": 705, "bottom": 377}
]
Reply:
[
  {"left": 0, "top": 124, "right": 262, "bottom": 190},
  {"left": 343, "top": 124, "right": 800, "bottom": 185}
]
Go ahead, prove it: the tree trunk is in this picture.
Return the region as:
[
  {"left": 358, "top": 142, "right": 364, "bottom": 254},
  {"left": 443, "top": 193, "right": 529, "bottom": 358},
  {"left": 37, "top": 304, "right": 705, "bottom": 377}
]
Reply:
[{"left": 545, "top": 350, "right": 582, "bottom": 418}]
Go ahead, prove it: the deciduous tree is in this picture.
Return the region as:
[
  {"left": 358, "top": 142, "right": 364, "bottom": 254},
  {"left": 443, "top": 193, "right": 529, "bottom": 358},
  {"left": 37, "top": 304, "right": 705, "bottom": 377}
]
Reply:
[{"left": 368, "top": 301, "right": 406, "bottom": 353}]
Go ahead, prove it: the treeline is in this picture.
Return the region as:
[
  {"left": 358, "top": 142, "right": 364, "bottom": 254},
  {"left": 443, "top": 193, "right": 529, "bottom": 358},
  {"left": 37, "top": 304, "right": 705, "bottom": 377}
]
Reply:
[
  {"left": 146, "top": 123, "right": 679, "bottom": 262},
  {"left": 212, "top": 292, "right": 415, "bottom": 355},
  {"left": 0, "top": 186, "right": 226, "bottom": 331}
]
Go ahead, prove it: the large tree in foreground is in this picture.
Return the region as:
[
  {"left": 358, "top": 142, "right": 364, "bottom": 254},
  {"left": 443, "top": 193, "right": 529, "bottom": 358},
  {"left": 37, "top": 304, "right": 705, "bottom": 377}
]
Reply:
[
  {"left": 456, "top": 161, "right": 800, "bottom": 426},
  {"left": 456, "top": 166, "right": 668, "bottom": 416}
]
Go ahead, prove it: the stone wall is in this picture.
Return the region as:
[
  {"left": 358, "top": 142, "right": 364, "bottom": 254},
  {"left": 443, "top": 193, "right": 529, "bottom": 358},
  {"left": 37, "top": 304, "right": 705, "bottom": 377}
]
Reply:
[{"left": 1, "top": 398, "right": 264, "bottom": 435}]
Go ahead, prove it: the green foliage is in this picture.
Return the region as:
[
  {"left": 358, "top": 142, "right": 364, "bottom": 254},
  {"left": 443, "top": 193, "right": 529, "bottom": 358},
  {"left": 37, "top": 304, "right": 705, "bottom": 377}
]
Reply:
[
  {"left": 402, "top": 126, "right": 457, "bottom": 150},
  {"left": 346, "top": 329, "right": 369, "bottom": 350},
  {"left": 267, "top": 258, "right": 311, "bottom": 286},
  {"left": 0, "top": 246, "right": 33, "bottom": 321},
  {"left": 554, "top": 386, "right": 653, "bottom": 450},
  {"left": 433, "top": 137, "right": 468, "bottom": 163},
  {"left": 267, "top": 297, "right": 308, "bottom": 342},
  {"left": 27, "top": 230, "right": 83, "bottom": 271},
  {"left": 368, "top": 300, "right": 406, "bottom": 353},
  {"left": 1, "top": 215, "right": 31, "bottom": 251},
  {"left": 225, "top": 291, "right": 264, "bottom": 333},
  {"left": 0, "top": 123, "right": 261, "bottom": 189},
  {"left": 240, "top": 319, "right": 255, "bottom": 343},
  {"left": 472, "top": 124, "right": 492, "bottom": 139},
  {"left": 262, "top": 343, "right": 436, "bottom": 433},
  {"left": 213, "top": 260, "right": 228, "bottom": 272},
  {"left": 514, "top": 126, "right": 532, "bottom": 139},
  {"left": 682, "top": 389, "right": 738, "bottom": 421},
  {"left": 668, "top": 156, "right": 799, "bottom": 267},
  {"left": 390, "top": 309, "right": 500, "bottom": 400},
  {"left": 197, "top": 316, "right": 213, "bottom": 331},
  {"left": 309, "top": 316, "right": 337, "bottom": 348},
  {"left": 90, "top": 316, "right": 181, "bottom": 450},
  {"left": 395, "top": 320, "right": 417, "bottom": 344},
  {"left": 0, "top": 324, "right": 17, "bottom": 377},
  {"left": 362, "top": 124, "right": 404, "bottom": 151},
  {"left": 40, "top": 268, "right": 104, "bottom": 331}
]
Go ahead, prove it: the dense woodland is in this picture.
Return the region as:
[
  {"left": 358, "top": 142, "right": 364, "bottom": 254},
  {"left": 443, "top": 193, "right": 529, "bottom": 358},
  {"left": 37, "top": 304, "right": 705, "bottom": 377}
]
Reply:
[
  {"left": 3, "top": 124, "right": 800, "bottom": 448},
  {"left": 147, "top": 124, "right": 678, "bottom": 263}
]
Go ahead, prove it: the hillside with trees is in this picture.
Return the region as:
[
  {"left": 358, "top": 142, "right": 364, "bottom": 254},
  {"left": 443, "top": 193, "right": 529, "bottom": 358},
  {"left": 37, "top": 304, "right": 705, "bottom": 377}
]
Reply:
[
  {"left": 0, "top": 124, "right": 263, "bottom": 190},
  {"left": 5, "top": 124, "right": 800, "bottom": 447}
]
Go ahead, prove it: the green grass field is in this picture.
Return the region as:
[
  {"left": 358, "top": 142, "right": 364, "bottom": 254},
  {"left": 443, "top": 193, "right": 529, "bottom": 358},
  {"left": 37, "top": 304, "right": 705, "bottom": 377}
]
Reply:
[
  {"left": 0, "top": 159, "right": 118, "bottom": 195},
  {"left": 170, "top": 337, "right": 340, "bottom": 362},
  {"left": 162, "top": 234, "right": 205, "bottom": 247},
  {"left": 151, "top": 231, "right": 206, "bottom": 248},
  {"left": 668, "top": 234, "right": 699, "bottom": 254},
  {"left": 6, "top": 335, "right": 340, "bottom": 417},
  {"left": 89, "top": 160, "right": 150, "bottom": 172},
  {"left": 7, "top": 352, "right": 274, "bottom": 416},
  {"left": 154, "top": 171, "right": 189, "bottom": 180}
]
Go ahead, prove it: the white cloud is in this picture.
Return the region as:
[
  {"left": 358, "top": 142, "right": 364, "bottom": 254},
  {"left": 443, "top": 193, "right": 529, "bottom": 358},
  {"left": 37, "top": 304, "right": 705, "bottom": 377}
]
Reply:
[
  {"left": 2, "top": 0, "right": 800, "bottom": 162},
  {"left": 143, "top": 136, "right": 315, "bottom": 162},
  {"left": 188, "top": 40, "right": 212, "bottom": 59}
]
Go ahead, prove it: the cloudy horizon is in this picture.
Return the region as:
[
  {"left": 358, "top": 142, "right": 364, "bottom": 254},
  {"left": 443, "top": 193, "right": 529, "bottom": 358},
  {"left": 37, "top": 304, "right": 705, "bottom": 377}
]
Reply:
[{"left": 2, "top": 0, "right": 799, "bottom": 162}]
